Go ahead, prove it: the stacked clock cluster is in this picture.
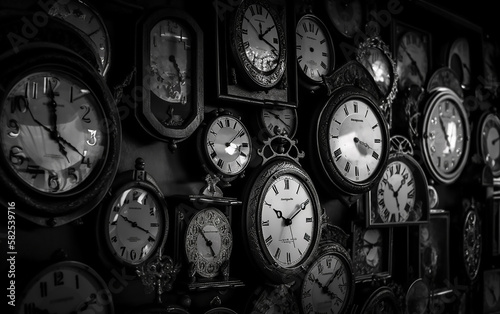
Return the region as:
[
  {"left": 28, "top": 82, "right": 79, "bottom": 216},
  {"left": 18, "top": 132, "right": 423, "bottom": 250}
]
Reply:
[{"left": 1, "top": 0, "right": 499, "bottom": 313}]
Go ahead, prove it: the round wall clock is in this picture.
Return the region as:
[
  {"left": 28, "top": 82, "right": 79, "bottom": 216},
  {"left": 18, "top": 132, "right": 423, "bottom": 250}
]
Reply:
[
  {"left": 324, "top": 0, "right": 363, "bottom": 38},
  {"left": 257, "top": 106, "right": 298, "bottom": 138},
  {"left": 242, "top": 158, "right": 322, "bottom": 284},
  {"left": 229, "top": 0, "right": 286, "bottom": 89},
  {"left": 300, "top": 241, "right": 355, "bottom": 313},
  {"left": 98, "top": 158, "right": 169, "bottom": 268},
  {"left": 136, "top": 8, "right": 204, "bottom": 143},
  {"left": 295, "top": 13, "right": 335, "bottom": 89},
  {"left": 48, "top": 0, "right": 111, "bottom": 77},
  {"left": 477, "top": 112, "right": 500, "bottom": 177},
  {"left": 0, "top": 49, "right": 121, "bottom": 227},
  {"left": 447, "top": 37, "right": 471, "bottom": 90},
  {"left": 17, "top": 261, "right": 114, "bottom": 314},
  {"left": 184, "top": 207, "right": 233, "bottom": 279},
  {"left": 371, "top": 152, "right": 429, "bottom": 225},
  {"left": 396, "top": 30, "right": 429, "bottom": 91},
  {"left": 311, "top": 86, "right": 390, "bottom": 198},
  {"left": 197, "top": 109, "right": 252, "bottom": 182},
  {"left": 420, "top": 88, "right": 470, "bottom": 185},
  {"left": 462, "top": 206, "right": 482, "bottom": 282}
]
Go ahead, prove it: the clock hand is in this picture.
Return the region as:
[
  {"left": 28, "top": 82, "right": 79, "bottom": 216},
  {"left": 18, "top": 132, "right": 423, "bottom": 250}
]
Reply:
[
  {"left": 311, "top": 273, "right": 340, "bottom": 301},
  {"left": 260, "top": 25, "right": 275, "bottom": 38},
  {"left": 272, "top": 207, "right": 285, "bottom": 220},
  {"left": 198, "top": 226, "right": 216, "bottom": 257},
  {"left": 492, "top": 137, "right": 500, "bottom": 145},
  {"left": 260, "top": 36, "right": 278, "bottom": 56},
  {"left": 47, "top": 80, "right": 74, "bottom": 162},
  {"left": 354, "top": 137, "right": 373, "bottom": 151},
  {"left": 265, "top": 110, "right": 292, "bottom": 129},
  {"left": 75, "top": 293, "right": 97, "bottom": 312},
  {"left": 400, "top": 43, "right": 424, "bottom": 82},
  {"left": 324, "top": 267, "right": 341, "bottom": 289},
  {"left": 168, "top": 55, "right": 185, "bottom": 85},
  {"left": 119, "top": 214, "right": 155, "bottom": 237},
  {"left": 244, "top": 16, "right": 260, "bottom": 36},
  {"left": 438, "top": 116, "right": 452, "bottom": 148},
  {"left": 226, "top": 129, "right": 245, "bottom": 147}
]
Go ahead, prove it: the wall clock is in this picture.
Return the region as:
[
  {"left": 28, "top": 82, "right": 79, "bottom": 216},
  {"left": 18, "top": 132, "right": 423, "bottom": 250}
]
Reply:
[
  {"left": 295, "top": 13, "right": 335, "bottom": 90},
  {"left": 256, "top": 106, "right": 298, "bottom": 138},
  {"left": 447, "top": 37, "right": 471, "bottom": 90},
  {"left": 351, "top": 222, "right": 392, "bottom": 281},
  {"left": 242, "top": 158, "right": 322, "bottom": 284},
  {"left": 300, "top": 241, "right": 355, "bottom": 314},
  {"left": 367, "top": 152, "right": 429, "bottom": 226},
  {"left": 97, "top": 158, "right": 169, "bottom": 268},
  {"left": 136, "top": 8, "right": 204, "bottom": 144},
  {"left": 419, "top": 87, "right": 470, "bottom": 185},
  {"left": 229, "top": 0, "right": 286, "bottom": 90},
  {"left": 197, "top": 109, "right": 252, "bottom": 184},
  {"left": 48, "top": 0, "right": 111, "bottom": 77},
  {"left": 309, "top": 61, "right": 390, "bottom": 206},
  {"left": 356, "top": 34, "right": 398, "bottom": 127},
  {"left": 324, "top": 0, "right": 363, "bottom": 38},
  {"left": 394, "top": 23, "right": 430, "bottom": 91},
  {"left": 17, "top": 260, "right": 114, "bottom": 314},
  {"left": 0, "top": 48, "right": 121, "bottom": 227},
  {"left": 477, "top": 112, "right": 500, "bottom": 178}
]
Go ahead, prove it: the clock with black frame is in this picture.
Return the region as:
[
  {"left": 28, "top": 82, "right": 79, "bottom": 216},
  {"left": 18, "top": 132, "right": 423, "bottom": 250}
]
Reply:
[{"left": 215, "top": 0, "right": 297, "bottom": 107}]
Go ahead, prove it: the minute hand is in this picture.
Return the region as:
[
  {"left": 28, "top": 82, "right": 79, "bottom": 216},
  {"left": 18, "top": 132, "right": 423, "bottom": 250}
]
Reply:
[
  {"left": 260, "top": 36, "right": 278, "bottom": 56},
  {"left": 288, "top": 199, "right": 310, "bottom": 222}
]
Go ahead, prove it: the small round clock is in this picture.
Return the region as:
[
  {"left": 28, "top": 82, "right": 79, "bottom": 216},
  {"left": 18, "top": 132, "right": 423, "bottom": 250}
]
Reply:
[
  {"left": 0, "top": 49, "right": 121, "bottom": 227},
  {"left": 258, "top": 106, "right": 298, "bottom": 138},
  {"left": 462, "top": 206, "right": 482, "bottom": 282},
  {"left": 300, "top": 242, "right": 355, "bottom": 314},
  {"left": 324, "top": 0, "right": 363, "bottom": 38},
  {"left": 198, "top": 109, "right": 252, "bottom": 180},
  {"left": 396, "top": 30, "right": 429, "bottom": 91},
  {"left": 312, "top": 86, "right": 389, "bottom": 197},
  {"left": 420, "top": 88, "right": 470, "bottom": 185},
  {"left": 374, "top": 153, "right": 429, "bottom": 224},
  {"left": 242, "top": 158, "right": 322, "bottom": 284},
  {"left": 295, "top": 13, "right": 335, "bottom": 89},
  {"left": 17, "top": 261, "right": 114, "bottom": 314},
  {"left": 477, "top": 112, "right": 500, "bottom": 177},
  {"left": 229, "top": 0, "right": 286, "bottom": 89},
  {"left": 448, "top": 37, "right": 471, "bottom": 90},
  {"left": 48, "top": 0, "right": 111, "bottom": 77},
  {"left": 185, "top": 207, "right": 233, "bottom": 278}
]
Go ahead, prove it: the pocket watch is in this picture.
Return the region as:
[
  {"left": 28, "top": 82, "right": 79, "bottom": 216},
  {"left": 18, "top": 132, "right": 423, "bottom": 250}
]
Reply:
[
  {"left": 310, "top": 62, "right": 390, "bottom": 205},
  {"left": 242, "top": 158, "right": 322, "bottom": 284},
  {"left": 324, "top": 0, "right": 363, "bottom": 38},
  {"left": 48, "top": 0, "right": 111, "bottom": 77},
  {"left": 257, "top": 106, "right": 298, "bottom": 138},
  {"left": 0, "top": 49, "right": 121, "bottom": 227},
  {"left": 197, "top": 109, "right": 252, "bottom": 182},
  {"left": 419, "top": 87, "right": 470, "bottom": 185},
  {"left": 300, "top": 241, "right": 355, "bottom": 313},
  {"left": 136, "top": 8, "right": 204, "bottom": 143},
  {"left": 369, "top": 152, "right": 429, "bottom": 226},
  {"left": 185, "top": 207, "right": 233, "bottom": 279},
  {"left": 395, "top": 27, "right": 430, "bottom": 91},
  {"left": 17, "top": 261, "right": 114, "bottom": 314},
  {"left": 447, "top": 37, "right": 471, "bottom": 90},
  {"left": 295, "top": 13, "right": 335, "bottom": 90},
  {"left": 98, "top": 158, "right": 169, "bottom": 268},
  {"left": 229, "top": 0, "right": 286, "bottom": 90},
  {"left": 477, "top": 112, "right": 500, "bottom": 177}
]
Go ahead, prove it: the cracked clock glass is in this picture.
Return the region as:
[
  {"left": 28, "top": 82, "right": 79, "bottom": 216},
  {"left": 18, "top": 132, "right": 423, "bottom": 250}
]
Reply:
[
  {"left": 185, "top": 207, "right": 233, "bottom": 278},
  {"left": 1, "top": 72, "right": 107, "bottom": 194},
  {"left": 105, "top": 186, "right": 168, "bottom": 266}
]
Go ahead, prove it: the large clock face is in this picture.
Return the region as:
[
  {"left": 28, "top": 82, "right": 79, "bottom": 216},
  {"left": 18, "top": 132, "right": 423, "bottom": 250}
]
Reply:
[
  {"left": 377, "top": 160, "right": 416, "bottom": 223},
  {"left": 328, "top": 98, "right": 385, "bottom": 183},
  {"left": 421, "top": 90, "right": 470, "bottom": 184},
  {"left": 260, "top": 173, "right": 316, "bottom": 268},
  {"left": 106, "top": 187, "right": 167, "bottom": 265},
  {"left": 301, "top": 252, "right": 352, "bottom": 313}
]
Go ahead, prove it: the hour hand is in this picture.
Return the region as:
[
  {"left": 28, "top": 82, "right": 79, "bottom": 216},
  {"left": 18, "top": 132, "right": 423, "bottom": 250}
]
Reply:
[{"left": 439, "top": 116, "right": 452, "bottom": 148}]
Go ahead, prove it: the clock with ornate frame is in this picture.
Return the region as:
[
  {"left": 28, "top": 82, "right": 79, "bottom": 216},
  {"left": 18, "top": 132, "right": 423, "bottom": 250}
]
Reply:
[
  {"left": 456, "top": 198, "right": 482, "bottom": 283},
  {"left": 0, "top": 47, "right": 121, "bottom": 227},
  {"left": 309, "top": 61, "right": 390, "bottom": 207},
  {"left": 476, "top": 111, "right": 500, "bottom": 178},
  {"left": 170, "top": 194, "right": 244, "bottom": 291},
  {"left": 366, "top": 151, "right": 429, "bottom": 227},
  {"left": 97, "top": 158, "right": 169, "bottom": 269},
  {"left": 351, "top": 221, "right": 392, "bottom": 282},
  {"left": 215, "top": 0, "right": 297, "bottom": 107},
  {"left": 135, "top": 8, "right": 204, "bottom": 145}
]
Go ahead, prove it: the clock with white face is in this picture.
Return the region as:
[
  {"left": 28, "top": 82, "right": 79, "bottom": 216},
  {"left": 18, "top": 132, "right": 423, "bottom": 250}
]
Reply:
[{"left": 478, "top": 112, "right": 500, "bottom": 177}]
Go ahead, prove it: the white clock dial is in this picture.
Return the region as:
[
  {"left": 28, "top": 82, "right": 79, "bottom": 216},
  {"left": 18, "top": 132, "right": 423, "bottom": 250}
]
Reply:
[
  {"left": 329, "top": 99, "right": 384, "bottom": 183},
  {"left": 296, "top": 14, "right": 334, "bottom": 83},
  {"left": 107, "top": 187, "right": 164, "bottom": 265},
  {"left": 377, "top": 160, "right": 415, "bottom": 223},
  {"left": 205, "top": 115, "right": 251, "bottom": 176},
  {"left": 261, "top": 174, "right": 315, "bottom": 268}
]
